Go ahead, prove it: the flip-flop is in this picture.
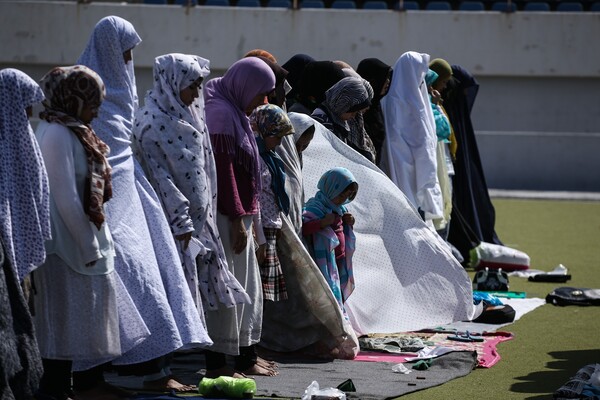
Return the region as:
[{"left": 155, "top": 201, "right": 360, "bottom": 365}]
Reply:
[{"left": 447, "top": 331, "right": 484, "bottom": 342}]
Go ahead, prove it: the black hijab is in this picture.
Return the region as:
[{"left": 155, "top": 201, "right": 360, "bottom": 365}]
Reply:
[
  {"left": 281, "top": 53, "right": 314, "bottom": 108},
  {"left": 293, "top": 61, "right": 346, "bottom": 114},
  {"left": 443, "top": 65, "right": 503, "bottom": 263},
  {"left": 357, "top": 58, "right": 392, "bottom": 101},
  {"left": 356, "top": 58, "right": 392, "bottom": 165}
]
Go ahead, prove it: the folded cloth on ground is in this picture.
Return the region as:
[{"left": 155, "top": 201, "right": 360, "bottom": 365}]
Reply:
[
  {"left": 510, "top": 264, "right": 568, "bottom": 278},
  {"left": 357, "top": 330, "right": 513, "bottom": 368},
  {"left": 359, "top": 335, "right": 430, "bottom": 353}
]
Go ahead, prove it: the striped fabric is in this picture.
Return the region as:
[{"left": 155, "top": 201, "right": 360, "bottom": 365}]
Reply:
[{"left": 259, "top": 227, "right": 288, "bottom": 301}]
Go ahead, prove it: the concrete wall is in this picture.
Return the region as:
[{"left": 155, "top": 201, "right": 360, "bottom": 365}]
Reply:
[{"left": 2, "top": 0, "right": 599, "bottom": 191}]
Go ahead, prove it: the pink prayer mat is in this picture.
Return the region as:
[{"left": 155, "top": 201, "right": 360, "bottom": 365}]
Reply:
[{"left": 355, "top": 331, "right": 514, "bottom": 368}]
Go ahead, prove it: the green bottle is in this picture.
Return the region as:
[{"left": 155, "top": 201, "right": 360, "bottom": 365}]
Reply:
[{"left": 198, "top": 376, "right": 257, "bottom": 399}]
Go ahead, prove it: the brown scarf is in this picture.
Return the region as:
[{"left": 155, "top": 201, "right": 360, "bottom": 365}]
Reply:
[{"left": 39, "top": 65, "right": 112, "bottom": 229}]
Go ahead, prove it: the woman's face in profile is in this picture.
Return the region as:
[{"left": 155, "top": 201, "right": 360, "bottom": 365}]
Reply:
[
  {"left": 295, "top": 127, "right": 314, "bottom": 154},
  {"left": 179, "top": 77, "right": 204, "bottom": 107},
  {"left": 79, "top": 103, "right": 99, "bottom": 124}
]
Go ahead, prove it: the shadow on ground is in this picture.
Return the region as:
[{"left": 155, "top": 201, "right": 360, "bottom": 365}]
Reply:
[{"left": 510, "top": 349, "right": 600, "bottom": 398}]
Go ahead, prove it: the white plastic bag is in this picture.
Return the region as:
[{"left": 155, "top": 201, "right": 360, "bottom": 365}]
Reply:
[
  {"left": 470, "top": 242, "right": 530, "bottom": 271},
  {"left": 301, "top": 381, "right": 346, "bottom": 400}
]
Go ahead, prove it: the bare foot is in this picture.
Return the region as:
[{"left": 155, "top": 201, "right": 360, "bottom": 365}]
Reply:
[
  {"left": 143, "top": 376, "right": 197, "bottom": 392},
  {"left": 240, "top": 362, "right": 278, "bottom": 376},
  {"left": 257, "top": 356, "right": 277, "bottom": 369},
  {"left": 204, "top": 366, "right": 247, "bottom": 379}
]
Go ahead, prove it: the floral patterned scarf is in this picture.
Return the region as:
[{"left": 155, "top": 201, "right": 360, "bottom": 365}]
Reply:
[{"left": 39, "top": 65, "right": 112, "bottom": 229}]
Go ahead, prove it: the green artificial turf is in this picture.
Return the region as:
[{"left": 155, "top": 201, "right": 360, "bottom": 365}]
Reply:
[{"left": 400, "top": 198, "right": 600, "bottom": 400}]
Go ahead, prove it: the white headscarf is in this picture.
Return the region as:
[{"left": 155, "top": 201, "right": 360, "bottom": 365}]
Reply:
[
  {"left": 77, "top": 15, "right": 141, "bottom": 160},
  {"left": 380, "top": 51, "right": 443, "bottom": 221},
  {"left": 133, "top": 54, "right": 250, "bottom": 309},
  {"left": 0, "top": 68, "right": 51, "bottom": 280}
]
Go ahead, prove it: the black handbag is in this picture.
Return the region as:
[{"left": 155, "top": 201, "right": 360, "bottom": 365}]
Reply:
[
  {"left": 546, "top": 287, "right": 600, "bottom": 306},
  {"left": 472, "top": 267, "right": 509, "bottom": 291}
]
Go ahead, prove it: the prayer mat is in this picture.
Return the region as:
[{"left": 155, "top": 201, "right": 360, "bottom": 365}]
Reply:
[
  {"left": 251, "top": 351, "right": 477, "bottom": 399},
  {"left": 107, "top": 350, "right": 476, "bottom": 400}
]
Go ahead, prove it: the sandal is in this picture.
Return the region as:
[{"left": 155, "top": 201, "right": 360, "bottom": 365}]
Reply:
[{"left": 447, "top": 331, "right": 484, "bottom": 342}]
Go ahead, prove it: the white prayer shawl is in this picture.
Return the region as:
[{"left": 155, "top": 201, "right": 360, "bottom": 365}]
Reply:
[
  {"left": 275, "top": 112, "right": 315, "bottom": 234},
  {"left": 75, "top": 17, "right": 210, "bottom": 369},
  {"left": 303, "top": 119, "right": 477, "bottom": 335},
  {"left": 133, "top": 54, "right": 250, "bottom": 310},
  {"left": 380, "top": 52, "right": 444, "bottom": 221},
  {"left": 0, "top": 69, "right": 51, "bottom": 281}
]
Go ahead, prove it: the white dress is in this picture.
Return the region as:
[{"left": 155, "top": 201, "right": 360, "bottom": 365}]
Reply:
[
  {"left": 33, "top": 121, "right": 149, "bottom": 360},
  {"left": 380, "top": 51, "right": 444, "bottom": 222}
]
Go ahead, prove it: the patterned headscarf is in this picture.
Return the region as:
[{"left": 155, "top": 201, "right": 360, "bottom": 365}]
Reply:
[
  {"left": 0, "top": 68, "right": 50, "bottom": 281},
  {"left": 39, "top": 65, "right": 111, "bottom": 230},
  {"left": 250, "top": 103, "right": 294, "bottom": 138},
  {"left": 251, "top": 104, "right": 294, "bottom": 215},
  {"left": 146, "top": 53, "right": 210, "bottom": 133},
  {"left": 304, "top": 167, "right": 358, "bottom": 217},
  {"left": 322, "top": 76, "right": 371, "bottom": 129},
  {"left": 204, "top": 57, "right": 275, "bottom": 196}
]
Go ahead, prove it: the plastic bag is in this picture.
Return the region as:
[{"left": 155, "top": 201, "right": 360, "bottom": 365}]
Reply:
[
  {"left": 391, "top": 363, "right": 411, "bottom": 374},
  {"left": 470, "top": 242, "right": 530, "bottom": 271},
  {"left": 301, "top": 381, "right": 346, "bottom": 400},
  {"left": 198, "top": 376, "right": 256, "bottom": 398}
]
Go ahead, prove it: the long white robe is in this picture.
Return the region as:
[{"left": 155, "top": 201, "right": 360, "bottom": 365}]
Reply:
[{"left": 380, "top": 51, "right": 444, "bottom": 222}]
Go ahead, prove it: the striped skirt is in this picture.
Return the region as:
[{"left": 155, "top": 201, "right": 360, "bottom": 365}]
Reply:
[{"left": 260, "top": 228, "right": 288, "bottom": 301}]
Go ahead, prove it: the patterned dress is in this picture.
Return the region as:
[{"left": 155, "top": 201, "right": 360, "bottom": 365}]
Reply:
[
  {"left": 133, "top": 54, "right": 251, "bottom": 343},
  {"left": 0, "top": 68, "right": 46, "bottom": 400},
  {"left": 75, "top": 16, "right": 210, "bottom": 369}
]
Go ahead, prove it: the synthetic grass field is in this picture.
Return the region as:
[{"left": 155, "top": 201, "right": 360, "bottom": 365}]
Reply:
[{"left": 401, "top": 198, "right": 600, "bottom": 400}]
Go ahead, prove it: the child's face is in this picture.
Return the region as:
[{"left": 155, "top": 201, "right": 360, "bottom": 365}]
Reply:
[
  {"left": 432, "top": 76, "right": 451, "bottom": 93},
  {"left": 332, "top": 184, "right": 358, "bottom": 206},
  {"left": 264, "top": 135, "right": 283, "bottom": 151}
]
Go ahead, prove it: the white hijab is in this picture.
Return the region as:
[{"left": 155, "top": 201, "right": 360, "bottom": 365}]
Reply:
[
  {"left": 380, "top": 51, "right": 443, "bottom": 221},
  {"left": 276, "top": 112, "right": 316, "bottom": 234},
  {"left": 0, "top": 69, "right": 51, "bottom": 280},
  {"left": 77, "top": 15, "right": 142, "bottom": 161}
]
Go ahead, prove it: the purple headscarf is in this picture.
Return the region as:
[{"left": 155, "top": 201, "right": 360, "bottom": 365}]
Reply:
[{"left": 204, "top": 57, "right": 275, "bottom": 190}]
